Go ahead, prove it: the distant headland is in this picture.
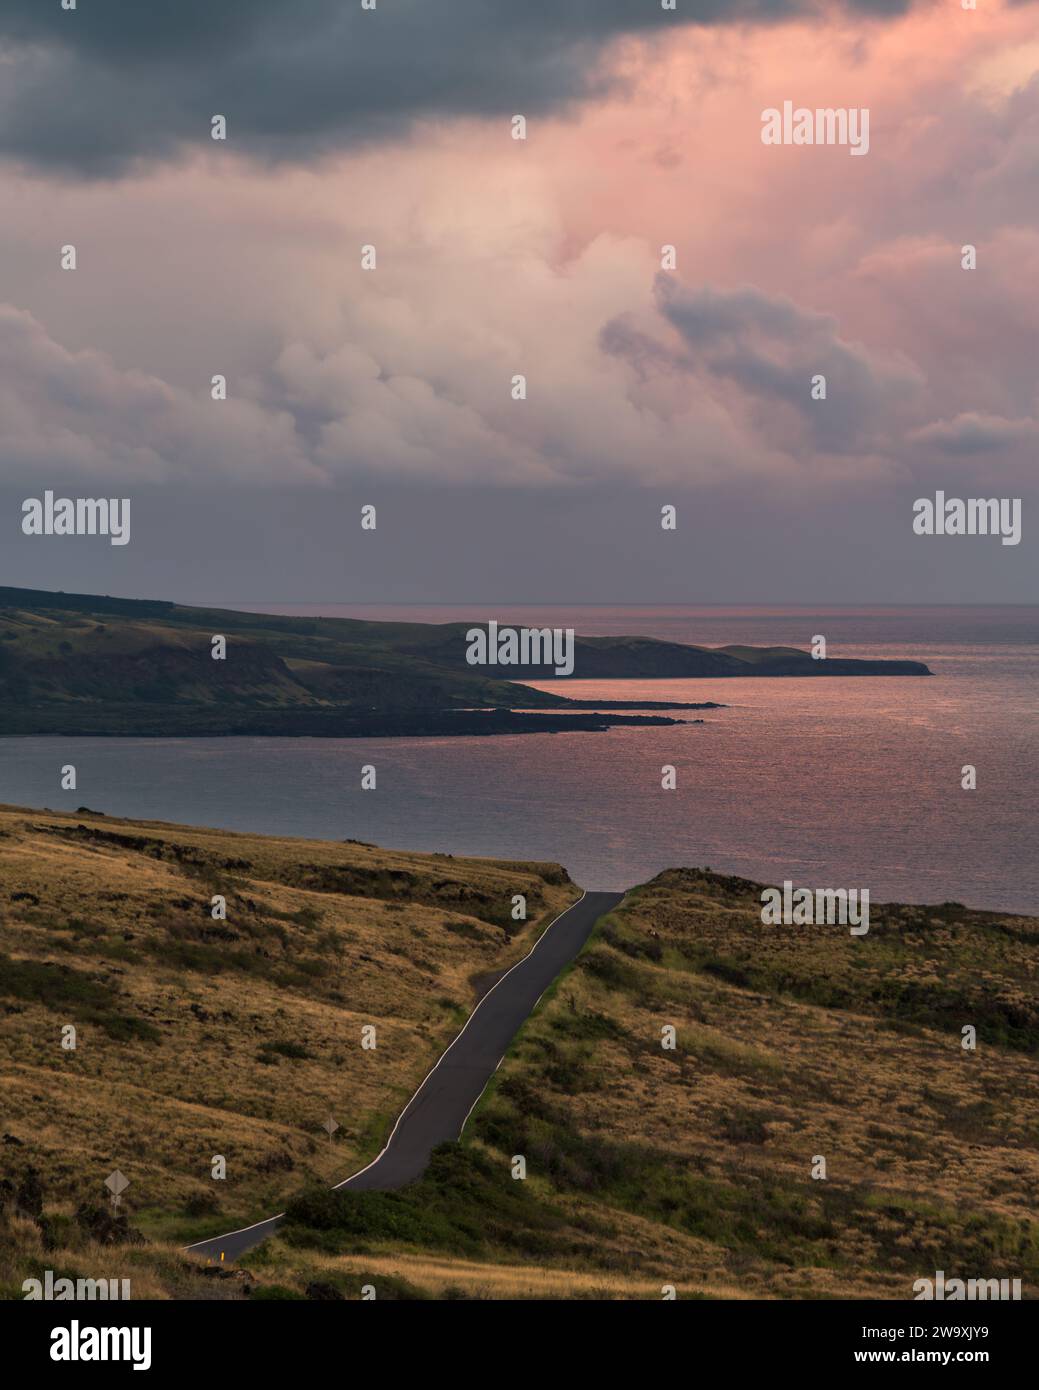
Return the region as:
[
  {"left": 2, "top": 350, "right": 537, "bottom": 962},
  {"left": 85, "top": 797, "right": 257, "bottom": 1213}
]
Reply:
[{"left": 0, "top": 586, "right": 930, "bottom": 739}]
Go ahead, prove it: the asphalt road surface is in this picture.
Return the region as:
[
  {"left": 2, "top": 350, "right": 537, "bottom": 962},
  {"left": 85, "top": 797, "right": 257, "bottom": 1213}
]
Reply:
[{"left": 186, "top": 888, "right": 623, "bottom": 1262}]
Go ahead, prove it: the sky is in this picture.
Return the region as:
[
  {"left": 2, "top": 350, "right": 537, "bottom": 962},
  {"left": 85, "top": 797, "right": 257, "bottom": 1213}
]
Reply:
[{"left": 1, "top": 0, "right": 1036, "bottom": 605}]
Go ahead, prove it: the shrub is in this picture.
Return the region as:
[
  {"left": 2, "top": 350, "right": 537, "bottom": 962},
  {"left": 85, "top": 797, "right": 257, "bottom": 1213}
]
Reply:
[
  {"left": 720, "top": 1109, "right": 769, "bottom": 1145},
  {"left": 258, "top": 1040, "right": 314, "bottom": 1061}
]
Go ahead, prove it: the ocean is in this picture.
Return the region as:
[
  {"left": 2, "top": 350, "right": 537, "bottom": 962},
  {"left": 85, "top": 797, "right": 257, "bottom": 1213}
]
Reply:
[{"left": 3, "top": 605, "right": 1036, "bottom": 913}]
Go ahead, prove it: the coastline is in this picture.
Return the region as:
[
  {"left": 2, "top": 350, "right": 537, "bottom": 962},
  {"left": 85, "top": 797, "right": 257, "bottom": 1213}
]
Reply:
[{"left": 0, "top": 706, "right": 704, "bottom": 739}]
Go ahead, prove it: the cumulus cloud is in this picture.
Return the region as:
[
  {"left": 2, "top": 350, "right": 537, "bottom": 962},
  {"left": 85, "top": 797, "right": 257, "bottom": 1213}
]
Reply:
[
  {"left": 1, "top": 243, "right": 776, "bottom": 490},
  {"left": 603, "top": 276, "right": 923, "bottom": 457},
  {"left": 1, "top": 0, "right": 1036, "bottom": 508},
  {"left": 0, "top": 257, "right": 933, "bottom": 493},
  {"left": 0, "top": 304, "right": 318, "bottom": 484},
  {"left": 0, "top": 0, "right": 914, "bottom": 174}
]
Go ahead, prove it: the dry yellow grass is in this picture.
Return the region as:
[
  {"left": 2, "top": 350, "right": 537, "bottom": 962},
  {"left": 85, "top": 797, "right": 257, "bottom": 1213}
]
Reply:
[
  {"left": 7, "top": 842, "right": 1037, "bottom": 1302},
  {"left": 460, "top": 870, "right": 1039, "bottom": 1298},
  {"left": 0, "top": 804, "right": 577, "bottom": 1237},
  {"left": 234, "top": 1238, "right": 678, "bottom": 1300},
  {"left": 1, "top": 1214, "right": 260, "bottom": 1301}
]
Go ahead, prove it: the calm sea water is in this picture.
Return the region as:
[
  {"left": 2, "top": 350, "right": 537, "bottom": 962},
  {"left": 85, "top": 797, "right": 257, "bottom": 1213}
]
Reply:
[{"left": 3, "top": 606, "right": 1036, "bottom": 913}]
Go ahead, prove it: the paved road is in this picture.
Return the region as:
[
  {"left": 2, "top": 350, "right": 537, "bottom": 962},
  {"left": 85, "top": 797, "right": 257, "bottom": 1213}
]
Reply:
[{"left": 186, "top": 889, "right": 623, "bottom": 1262}]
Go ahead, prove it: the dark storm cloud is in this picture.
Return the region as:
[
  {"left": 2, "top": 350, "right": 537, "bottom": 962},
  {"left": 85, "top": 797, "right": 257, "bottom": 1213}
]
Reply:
[
  {"left": 628, "top": 276, "right": 922, "bottom": 454},
  {"left": 0, "top": 0, "right": 913, "bottom": 175},
  {"left": 910, "top": 413, "right": 1037, "bottom": 456}
]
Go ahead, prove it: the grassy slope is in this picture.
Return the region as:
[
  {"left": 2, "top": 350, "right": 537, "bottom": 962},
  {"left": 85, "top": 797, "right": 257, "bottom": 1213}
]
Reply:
[
  {"left": 6, "top": 852, "right": 1034, "bottom": 1300},
  {"left": 0, "top": 593, "right": 548, "bottom": 726},
  {"left": 0, "top": 805, "right": 577, "bottom": 1285},
  {"left": 249, "top": 869, "right": 1039, "bottom": 1300}
]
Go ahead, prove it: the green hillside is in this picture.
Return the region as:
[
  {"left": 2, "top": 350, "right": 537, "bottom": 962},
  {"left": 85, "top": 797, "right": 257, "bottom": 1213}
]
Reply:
[{"left": 0, "top": 586, "right": 929, "bottom": 738}]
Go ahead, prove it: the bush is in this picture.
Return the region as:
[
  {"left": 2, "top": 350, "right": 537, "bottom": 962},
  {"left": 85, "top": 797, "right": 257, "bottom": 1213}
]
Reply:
[
  {"left": 281, "top": 1143, "right": 565, "bottom": 1259},
  {"left": 74, "top": 1203, "right": 145, "bottom": 1246},
  {"left": 183, "top": 1192, "right": 220, "bottom": 1218},
  {"left": 304, "top": 1281, "right": 343, "bottom": 1300},
  {"left": 720, "top": 1109, "right": 769, "bottom": 1145},
  {"left": 258, "top": 1040, "right": 314, "bottom": 1061},
  {"left": 38, "top": 1213, "right": 78, "bottom": 1252}
]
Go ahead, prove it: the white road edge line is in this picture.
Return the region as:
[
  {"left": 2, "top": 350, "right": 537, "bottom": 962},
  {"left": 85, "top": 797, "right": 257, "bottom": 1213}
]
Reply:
[{"left": 184, "top": 888, "right": 603, "bottom": 1252}]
